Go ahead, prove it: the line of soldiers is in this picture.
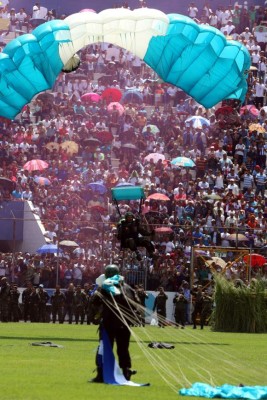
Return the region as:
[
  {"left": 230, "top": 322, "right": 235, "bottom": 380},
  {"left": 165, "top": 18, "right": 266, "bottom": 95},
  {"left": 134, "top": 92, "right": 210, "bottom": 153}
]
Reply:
[{"left": 0, "top": 278, "right": 98, "bottom": 324}]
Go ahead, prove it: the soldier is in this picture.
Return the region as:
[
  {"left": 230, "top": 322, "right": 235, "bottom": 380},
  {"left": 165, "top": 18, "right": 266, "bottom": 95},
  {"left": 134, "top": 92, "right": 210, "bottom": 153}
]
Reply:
[
  {"left": 91, "top": 264, "right": 139, "bottom": 382},
  {"left": 0, "top": 277, "right": 11, "bottom": 322},
  {"left": 153, "top": 286, "right": 168, "bottom": 328},
  {"left": 64, "top": 283, "right": 75, "bottom": 324},
  {"left": 173, "top": 289, "right": 188, "bottom": 328},
  {"left": 22, "top": 282, "right": 33, "bottom": 322},
  {"left": 29, "top": 286, "right": 40, "bottom": 322},
  {"left": 200, "top": 290, "right": 213, "bottom": 329},
  {"left": 73, "top": 285, "right": 87, "bottom": 325},
  {"left": 117, "top": 212, "right": 155, "bottom": 261},
  {"left": 136, "top": 284, "right": 148, "bottom": 326},
  {"left": 9, "top": 284, "right": 20, "bottom": 322},
  {"left": 38, "top": 284, "right": 49, "bottom": 322},
  {"left": 51, "top": 285, "right": 65, "bottom": 324},
  {"left": 192, "top": 285, "right": 204, "bottom": 329}
]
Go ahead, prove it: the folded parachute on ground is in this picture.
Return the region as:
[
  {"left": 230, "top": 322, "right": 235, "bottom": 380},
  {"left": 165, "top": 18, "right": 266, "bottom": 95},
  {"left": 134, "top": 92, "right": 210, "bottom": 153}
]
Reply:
[{"left": 0, "top": 8, "right": 250, "bottom": 119}]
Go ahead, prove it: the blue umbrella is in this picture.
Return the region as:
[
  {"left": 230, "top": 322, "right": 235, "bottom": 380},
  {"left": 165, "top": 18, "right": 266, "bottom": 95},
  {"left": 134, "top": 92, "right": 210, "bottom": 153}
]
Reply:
[
  {"left": 88, "top": 181, "right": 107, "bottom": 194},
  {"left": 171, "top": 157, "right": 195, "bottom": 168},
  {"left": 36, "top": 244, "right": 62, "bottom": 254},
  {"left": 34, "top": 176, "right": 51, "bottom": 185},
  {"left": 121, "top": 89, "right": 143, "bottom": 104},
  {"left": 185, "top": 115, "right": 210, "bottom": 129}
]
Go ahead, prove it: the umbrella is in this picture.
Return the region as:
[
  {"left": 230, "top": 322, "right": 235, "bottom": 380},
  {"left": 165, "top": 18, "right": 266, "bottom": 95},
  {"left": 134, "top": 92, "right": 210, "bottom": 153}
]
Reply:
[
  {"left": 214, "top": 106, "right": 234, "bottom": 117},
  {"left": 79, "top": 226, "right": 99, "bottom": 235},
  {"left": 36, "top": 92, "right": 54, "bottom": 103},
  {"left": 142, "top": 125, "right": 160, "bottom": 135},
  {"left": 79, "top": 8, "right": 96, "bottom": 12},
  {"left": 244, "top": 254, "right": 266, "bottom": 267},
  {"left": 45, "top": 142, "right": 60, "bottom": 152},
  {"left": 81, "top": 92, "right": 101, "bottom": 103},
  {"left": 60, "top": 141, "right": 79, "bottom": 155},
  {"left": 144, "top": 153, "right": 165, "bottom": 163},
  {"left": 107, "top": 102, "right": 125, "bottom": 116},
  {"left": 204, "top": 194, "right": 222, "bottom": 200},
  {"left": 67, "top": 73, "right": 87, "bottom": 80},
  {"left": 147, "top": 193, "right": 170, "bottom": 201},
  {"left": 36, "top": 244, "right": 62, "bottom": 254},
  {"left": 240, "top": 105, "right": 259, "bottom": 118},
  {"left": 102, "top": 88, "right": 122, "bottom": 102},
  {"left": 185, "top": 116, "right": 210, "bottom": 128},
  {"left": 249, "top": 123, "right": 266, "bottom": 133},
  {"left": 88, "top": 182, "right": 107, "bottom": 195},
  {"left": 59, "top": 240, "right": 79, "bottom": 247},
  {"left": 171, "top": 157, "right": 195, "bottom": 168},
  {"left": 83, "top": 137, "right": 101, "bottom": 147},
  {"left": 206, "top": 257, "right": 226, "bottom": 269},
  {"left": 121, "top": 143, "right": 138, "bottom": 151},
  {"left": 90, "top": 205, "right": 107, "bottom": 214},
  {"left": 249, "top": 66, "right": 258, "bottom": 71},
  {"left": 0, "top": 177, "right": 14, "bottom": 192},
  {"left": 228, "top": 233, "right": 249, "bottom": 242},
  {"left": 115, "top": 182, "right": 135, "bottom": 187},
  {"left": 121, "top": 89, "right": 143, "bottom": 104},
  {"left": 260, "top": 106, "right": 267, "bottom": 113},
  {"left": 34, "top": 176, "right": 51, "bottom": 186},
  {"left": 94, "top": 131, "right": 113, "bottom": 144},
  {"left": 155, "top": 227, "right": 173, "bottom": 234},
  {"left": 23, "top": 159, "right": 49, "bottom": 172}
]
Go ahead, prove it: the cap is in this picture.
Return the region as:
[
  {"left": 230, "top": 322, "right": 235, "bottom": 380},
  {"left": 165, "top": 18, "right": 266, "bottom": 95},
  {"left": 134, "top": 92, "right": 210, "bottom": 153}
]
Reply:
[{"left": 39, "top": 284, "right": 44, "bottom": 288}]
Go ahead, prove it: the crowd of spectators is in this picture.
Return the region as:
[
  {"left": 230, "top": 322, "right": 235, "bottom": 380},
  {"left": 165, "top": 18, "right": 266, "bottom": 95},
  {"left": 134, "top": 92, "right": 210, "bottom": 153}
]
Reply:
[{"left": 0, "top": 1, "right": 265, "bottom": 303}]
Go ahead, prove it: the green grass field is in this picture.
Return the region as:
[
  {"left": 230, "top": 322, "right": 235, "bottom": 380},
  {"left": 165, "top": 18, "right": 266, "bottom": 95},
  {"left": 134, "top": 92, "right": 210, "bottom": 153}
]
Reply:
[{"left": 0, "top": 323, "right": 266, "bottom": 400}]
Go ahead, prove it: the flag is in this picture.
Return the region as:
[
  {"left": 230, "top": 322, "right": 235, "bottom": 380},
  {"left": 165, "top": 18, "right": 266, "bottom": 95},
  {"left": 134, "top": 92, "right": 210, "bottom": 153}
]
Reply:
[{"left": 98, "top": 327, "right": 149, "bottom": 386}]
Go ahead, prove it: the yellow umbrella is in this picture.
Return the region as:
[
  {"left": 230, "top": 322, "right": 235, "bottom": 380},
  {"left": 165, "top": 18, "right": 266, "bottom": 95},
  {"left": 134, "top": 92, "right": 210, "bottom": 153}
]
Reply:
[
  {"left": 206, "top": 257, "right": 226, "bottom": 269},
  {"left": 249, "top": 123, "right": 266, "bottom": 133},
  {"left": 60, "top": 141, "right": 79, "bottom": 155},
  {"left": 45, "top": 142, "right": 60, "bottom": 152}
]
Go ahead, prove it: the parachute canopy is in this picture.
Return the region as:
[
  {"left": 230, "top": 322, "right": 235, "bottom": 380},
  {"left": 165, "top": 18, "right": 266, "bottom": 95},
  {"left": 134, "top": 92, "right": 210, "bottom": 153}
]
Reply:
[{"left": 0, "top": 8, "right": 250, "bottom": 119}]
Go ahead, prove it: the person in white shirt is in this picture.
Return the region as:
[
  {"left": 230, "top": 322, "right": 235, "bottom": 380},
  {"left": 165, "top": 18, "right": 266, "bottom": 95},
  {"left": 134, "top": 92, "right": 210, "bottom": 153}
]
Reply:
[
  {"left": 254, "top": 79, "right": 267, "bottom": 108},
  {"left": 188, "top": 3, "right": 198, "bottom": 18}
]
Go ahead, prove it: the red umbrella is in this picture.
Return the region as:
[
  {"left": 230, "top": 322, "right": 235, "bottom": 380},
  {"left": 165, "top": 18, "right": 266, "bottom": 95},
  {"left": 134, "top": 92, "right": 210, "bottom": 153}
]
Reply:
[
  {"left": 155, "top": 227, "right": 173, "bottom": 234},
  {"left": 215, "top": 106, "right": 234, "bottom": 117},
  {"left": 147, "top": 193, "right": 170, "bottom": 201},
  {"left": 243, "top": 254, "right": 266, "bottom": 267},
  {"left": 94, "top": 130, "right": 114, "bottom": 144},
  {"left": 107, "top": 102, "right": 125, "bottom": 116},
  {"left": 81, "top": 92, "right": 101, "bottom": 103},
  {"left": 23, "top": 159, "right": 49, "bottom": 172},
  {"left": 240, "top": 105, "right": 259, "bottom": 118},
  {"left": 102, "top": 88, "right": 122, "bottom": 103},
  {"left": 90, "top": 205, "right": 107, "bottom": 214}
]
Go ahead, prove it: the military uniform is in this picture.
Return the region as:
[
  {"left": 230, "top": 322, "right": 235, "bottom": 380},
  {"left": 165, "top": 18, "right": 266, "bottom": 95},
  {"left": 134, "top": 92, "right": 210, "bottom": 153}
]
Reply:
[
  {"left": 22, "top": 285, "right": 32, "bottom": 322},
  {"left": 64, "top": 286, "right": 75, "bottom": 324},
  {"left": 153, "top": 288, "right": 168, "bottom": 327},
  {"left": 51, "top": 286, "right": 65, "bottom": 323},
  {"left": 91, "top": 265, "right": 139, "bottom": 382},
  {"left": 0, "top": 277, "right": 11, "bottom": 322},
  {"left": 29, "top": 287, "right": 40, "bottom": 322},
  {"left": 173, "top": 292, "right": 188, "bottom": 328},
  {"left": 73, "top": 287, "right": 87, "bottom": 324},
  {"left": 9, "top": 285, "right": 20, "bottom": 322},
  {"left": 38, "top": 286, "right": 50, "bottom": 322},
  {"left": 117, "top": 213, "right": 154, "bottom": 260}
]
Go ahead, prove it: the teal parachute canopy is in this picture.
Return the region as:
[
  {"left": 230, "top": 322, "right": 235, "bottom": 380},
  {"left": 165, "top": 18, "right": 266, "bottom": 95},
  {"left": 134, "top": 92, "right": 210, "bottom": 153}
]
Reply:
[{"left": 0, "top": 8, "right": 250, "bottom": 119}]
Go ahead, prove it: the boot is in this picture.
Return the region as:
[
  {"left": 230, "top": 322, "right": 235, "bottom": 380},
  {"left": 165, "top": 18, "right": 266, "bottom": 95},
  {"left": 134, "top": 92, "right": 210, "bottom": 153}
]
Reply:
[
  {"left": 122, "top": 368, "right": 137, "bottom": 381},
  {"left": 90, "top": 367, "right": 103, "bottom": 383}
]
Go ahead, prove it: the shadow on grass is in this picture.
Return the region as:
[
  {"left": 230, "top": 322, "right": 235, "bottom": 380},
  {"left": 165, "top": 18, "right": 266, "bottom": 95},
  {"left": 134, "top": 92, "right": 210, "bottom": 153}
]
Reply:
[{"left": 0, "top": 336, "right": 99, "bottom": 342}]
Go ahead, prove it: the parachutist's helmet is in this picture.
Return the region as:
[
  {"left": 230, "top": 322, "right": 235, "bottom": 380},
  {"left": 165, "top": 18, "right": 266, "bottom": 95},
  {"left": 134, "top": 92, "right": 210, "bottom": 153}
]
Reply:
[
  {"left": 125, "top": 212, "right": 134, "bottom": 221},
  {"left": 105, "top": 264, "right": 120, "bottom": 278}
]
